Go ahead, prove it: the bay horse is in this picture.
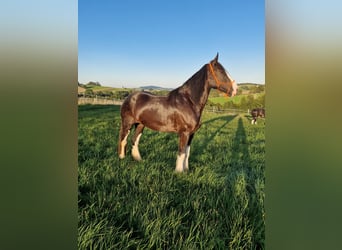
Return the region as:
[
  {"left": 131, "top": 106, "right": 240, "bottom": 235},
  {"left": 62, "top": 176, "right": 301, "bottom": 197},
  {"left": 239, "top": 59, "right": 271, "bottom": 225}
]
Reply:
[
  {"left": 118, "top": 54, "right": 238, "bottom": 172},
  {"left": 251, "top": 108, "right": 265, "bottom": 124}
]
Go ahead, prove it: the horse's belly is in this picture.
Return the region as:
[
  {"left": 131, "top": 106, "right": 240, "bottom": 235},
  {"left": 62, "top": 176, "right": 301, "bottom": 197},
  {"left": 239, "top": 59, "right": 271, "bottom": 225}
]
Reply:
[
  {"left": 142, "top": 119, "right": 178, "bottom": 133},
  {"left": 139, "top": 113, "right": 196, "bottom": 133},
  {"left": 135, "top": 99, "right": 198, "bottom": 133}
]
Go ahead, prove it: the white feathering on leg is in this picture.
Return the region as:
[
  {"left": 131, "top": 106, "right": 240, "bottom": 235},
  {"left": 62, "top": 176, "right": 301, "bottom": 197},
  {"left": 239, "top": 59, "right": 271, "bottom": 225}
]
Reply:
[
  {"left": 175, "top": 153, "right": 186, "bottom": 172},
  {"left": 132, "top": 133, "right": 142, "bottom": 161},
  {"left": 184, "top": 146, "right": 191, "bottom": 171},
  {"left": 119, "top": 131, "right": 130, "bottom": 159}
]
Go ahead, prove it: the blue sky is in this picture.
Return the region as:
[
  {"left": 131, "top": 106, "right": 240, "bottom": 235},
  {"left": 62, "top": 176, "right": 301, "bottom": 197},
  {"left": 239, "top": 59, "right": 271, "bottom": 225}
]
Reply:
[{"left": 79, "top": 0, "right": 264, "bottom": 88}]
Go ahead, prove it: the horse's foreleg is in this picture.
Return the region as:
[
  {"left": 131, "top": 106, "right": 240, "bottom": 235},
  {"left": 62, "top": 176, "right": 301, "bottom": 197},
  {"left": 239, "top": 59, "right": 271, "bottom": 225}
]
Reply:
[
  {"left": 131, "top": 123, "right": 144, "bottom": 161},
  {"left": 118, "top": 123, "right": 131, "bottom": 159},
  {"left": 175, "top": 132, "right": 190, "bottom": 172}
]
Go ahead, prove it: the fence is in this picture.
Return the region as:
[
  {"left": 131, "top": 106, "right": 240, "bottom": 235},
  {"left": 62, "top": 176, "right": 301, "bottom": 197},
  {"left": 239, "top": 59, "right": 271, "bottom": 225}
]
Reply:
[
  {"left": 78, "top": 97, "right": 123, "bottom": 105},
  {"left": 204, "top": 107, "right": 249, "bottom": 115},
  {"left": 78, "top": 97, "right": 250, "bottom": 115}
]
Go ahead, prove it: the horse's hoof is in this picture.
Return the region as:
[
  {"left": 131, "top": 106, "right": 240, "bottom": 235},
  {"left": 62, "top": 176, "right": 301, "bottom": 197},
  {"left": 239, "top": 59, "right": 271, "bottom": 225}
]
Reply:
[
  {"left": 132, "top": 152, "right": 142, "bottom": 161},
  {"left": 132, "top": 156, "right": 142, "bottom": 161},
  {"left": 174, "top": 167, "right": 185, "bottom": 173}
]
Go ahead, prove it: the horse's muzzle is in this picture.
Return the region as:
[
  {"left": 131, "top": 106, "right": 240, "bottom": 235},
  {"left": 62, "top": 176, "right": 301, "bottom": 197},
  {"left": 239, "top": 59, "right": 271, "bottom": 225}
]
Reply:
[{"left": 230, "top": 80, "right": 237, "bottom": 97}]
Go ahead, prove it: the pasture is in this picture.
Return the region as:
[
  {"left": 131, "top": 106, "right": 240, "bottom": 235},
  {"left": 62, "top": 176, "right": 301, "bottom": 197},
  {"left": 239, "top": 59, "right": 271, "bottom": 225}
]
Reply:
[
  {"left": 78, "top": 104, "right": 265, "bottom": 249},
  {"left": 209, "top": 92, "right": 265, "bottom": 105}
]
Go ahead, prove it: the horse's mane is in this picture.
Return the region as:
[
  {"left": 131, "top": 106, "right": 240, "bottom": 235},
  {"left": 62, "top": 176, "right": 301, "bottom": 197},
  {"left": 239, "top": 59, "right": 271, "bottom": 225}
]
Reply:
[{"left": 167, "top": 64, "right": 209, "bottom": 107}]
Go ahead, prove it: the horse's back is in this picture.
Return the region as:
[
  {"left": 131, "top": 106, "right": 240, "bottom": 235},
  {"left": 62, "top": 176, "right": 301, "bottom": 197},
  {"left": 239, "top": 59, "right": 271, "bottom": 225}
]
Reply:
[{"left": 122, "top": 91, "right": 151, "bottom": 112}]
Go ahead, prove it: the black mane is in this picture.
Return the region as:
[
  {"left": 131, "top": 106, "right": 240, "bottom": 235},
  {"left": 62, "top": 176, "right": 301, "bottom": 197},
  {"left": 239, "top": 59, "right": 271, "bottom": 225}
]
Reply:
[{"left": 167, "top": 64, "right": 210, "bottom": 110}]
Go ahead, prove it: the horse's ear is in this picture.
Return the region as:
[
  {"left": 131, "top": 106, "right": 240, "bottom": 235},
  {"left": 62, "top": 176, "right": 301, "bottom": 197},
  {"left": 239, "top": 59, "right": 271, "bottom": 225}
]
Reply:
[
  {"left": 214, "top": 53, "right": 219, "bottom": 62},
  {"left": 211, "top": 53, "right": 219, "bottom": 64}
]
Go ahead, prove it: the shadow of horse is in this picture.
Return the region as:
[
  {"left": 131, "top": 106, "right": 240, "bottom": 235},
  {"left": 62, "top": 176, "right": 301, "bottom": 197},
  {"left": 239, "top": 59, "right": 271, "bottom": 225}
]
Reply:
[
  {"left": 176, "top": 116, "right": 264, "bottom": 248},
  {"left": 228, "top": 117, "right": 265, "bottom": 248},
  {"left": 231, "top": 117, "right": 249, "bottom": 163},
  {"left": 193, "top": 114, "right": 238, "bottom": 158}
]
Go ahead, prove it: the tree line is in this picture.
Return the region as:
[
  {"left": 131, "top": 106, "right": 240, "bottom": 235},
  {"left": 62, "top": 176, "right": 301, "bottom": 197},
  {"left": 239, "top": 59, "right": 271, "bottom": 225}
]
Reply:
[
  {"left": 78, "top": 81, "right": 265, "bottom": 110},
  {"left": 206, "top": 93, "right": 265, "bottom": 111}
]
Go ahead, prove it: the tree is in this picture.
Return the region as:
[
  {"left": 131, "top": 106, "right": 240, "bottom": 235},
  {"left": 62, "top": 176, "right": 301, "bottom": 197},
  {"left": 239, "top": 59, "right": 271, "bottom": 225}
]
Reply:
[
  {"left": 246, "top": 95, "right": 255, "bottom": 109},
  {"left": 113, "top": 90, "right": 131, "bottom": 100},
  {"left": 85, "top": 89, "right": 94, "bottom": 97},
  {"left": 254, "top": 93, "right": 265, "bottom": 107},
  {"left": 223, "top": 100, "right": 234, "bottom": 109},
  {"left": 86, "top": 81, "right": 101, "bottom": 87},
  {"left": 239, "top": 96, "right": 248, "bottom": 109}
]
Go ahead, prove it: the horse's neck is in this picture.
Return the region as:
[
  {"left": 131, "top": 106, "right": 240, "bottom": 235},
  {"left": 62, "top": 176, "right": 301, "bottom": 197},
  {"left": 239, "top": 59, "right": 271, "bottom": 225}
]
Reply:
[{"left": 174, "top": 66, "right": 211, "bottom": 113}]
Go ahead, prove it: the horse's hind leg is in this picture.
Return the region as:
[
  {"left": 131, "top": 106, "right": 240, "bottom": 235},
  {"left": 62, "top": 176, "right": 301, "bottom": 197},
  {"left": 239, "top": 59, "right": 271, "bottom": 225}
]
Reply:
[
  {"left": 175, "top": 132, "right": 190, "bottom": 172},
  {"left": 131, "top": 123, "right": 145, "bottom": 161},
  {"left": 184, "top": 133, "right": 194, "bottom": 171},
  {"left": 118, "top": 119, "right": 134, "bottom": 159}
]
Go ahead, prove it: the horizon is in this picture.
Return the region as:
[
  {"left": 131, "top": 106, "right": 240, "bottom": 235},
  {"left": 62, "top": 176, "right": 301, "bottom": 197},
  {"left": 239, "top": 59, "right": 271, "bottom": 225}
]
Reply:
[{"left": 78, "top": 81, "right": 265, "bottom": 90}]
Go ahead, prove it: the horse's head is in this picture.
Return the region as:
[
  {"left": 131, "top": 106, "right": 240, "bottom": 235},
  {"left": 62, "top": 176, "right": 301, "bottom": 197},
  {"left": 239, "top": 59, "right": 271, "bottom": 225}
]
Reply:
[{"left": 207, "top": 53, "right": 237, "bottom": 97}]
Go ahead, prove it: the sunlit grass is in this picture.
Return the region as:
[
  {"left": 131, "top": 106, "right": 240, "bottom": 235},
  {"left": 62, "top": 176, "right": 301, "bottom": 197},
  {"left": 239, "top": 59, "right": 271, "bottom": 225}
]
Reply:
[
  {"left": 209, "top": 93, "right": 265, "bottom": 105},
  {"left": 78, "top": 105, "right": 265, "bottom": 249}
]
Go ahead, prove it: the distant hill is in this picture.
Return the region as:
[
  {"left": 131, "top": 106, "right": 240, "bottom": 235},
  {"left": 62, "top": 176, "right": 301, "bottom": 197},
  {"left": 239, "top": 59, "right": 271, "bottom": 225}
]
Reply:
[
  {"left": 237, "top": 83, "right": 265, "bottom": 95},
  {"left": 78, "top": 86, "right": 86, "bottom": 94},
  {"left": 139, "top": 85, "right": 173, "bottom": 91},
  {"left": 78, "top": 81, "right": 264, "bottom": 101},
  {"left": 237, "top": 83, "right": 264, "bottom": 86},
  {"left": 139, "top": 84, "right": 264, "bottom": 91}
]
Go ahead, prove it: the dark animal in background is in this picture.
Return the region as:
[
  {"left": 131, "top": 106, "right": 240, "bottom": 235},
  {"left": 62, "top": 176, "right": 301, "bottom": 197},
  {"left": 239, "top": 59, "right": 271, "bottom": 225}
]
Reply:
[
  {"left": 251, "top": 108, "right": 265, "bottom": 124},
  {"left": 118, "top": 54, "right": 238, "bottom": 172}
]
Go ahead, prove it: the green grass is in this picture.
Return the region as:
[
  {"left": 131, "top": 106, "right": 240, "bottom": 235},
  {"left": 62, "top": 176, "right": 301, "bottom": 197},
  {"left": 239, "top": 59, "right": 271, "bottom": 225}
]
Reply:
[
  {"left": 209, "top": 93, "right": 265, "bottom": 105},
  {"left": 78, "top": 105, "right": 265, "bottom": 249},
  {"left": 209, "top": 95, "right": 242, "bottom": 105}
]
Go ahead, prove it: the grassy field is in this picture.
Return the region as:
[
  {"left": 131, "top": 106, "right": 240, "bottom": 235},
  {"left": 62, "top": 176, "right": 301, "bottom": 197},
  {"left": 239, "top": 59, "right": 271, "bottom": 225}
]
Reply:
[
  {"left": 209, "top": 93, "right": 264, "bottom": 105},
  {"left": 78, "top": 105, "right": 265, "bottom": 249}
]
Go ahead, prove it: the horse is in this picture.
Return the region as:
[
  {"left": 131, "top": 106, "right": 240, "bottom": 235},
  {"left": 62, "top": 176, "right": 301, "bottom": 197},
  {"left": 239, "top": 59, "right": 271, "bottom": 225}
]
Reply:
[
  {"left": 251, "top": 108, "right": 265, "bottom": 124},
  {"left": 118, "top": 54, "right": 238, "bottom": 172}
]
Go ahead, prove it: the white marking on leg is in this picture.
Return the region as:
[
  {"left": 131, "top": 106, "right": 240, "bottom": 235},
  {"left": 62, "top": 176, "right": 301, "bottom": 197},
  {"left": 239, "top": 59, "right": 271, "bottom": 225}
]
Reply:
[
  {"left": 119, "top": 130, "right": 130, "bottom": 159},
  {"left": 184, "top": 146, "right": 191, "bottom": 171},
  {"left": 175, "top": 153, "right": 186, "bottom": 172},
  {"left": 132, "top": 133, "right": 142, "bottom": 161}
]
